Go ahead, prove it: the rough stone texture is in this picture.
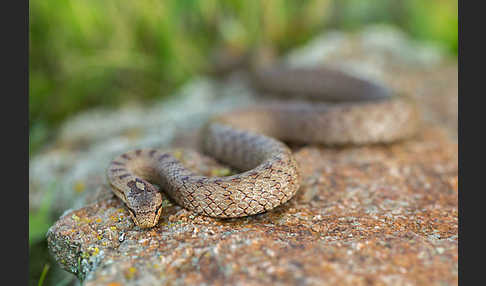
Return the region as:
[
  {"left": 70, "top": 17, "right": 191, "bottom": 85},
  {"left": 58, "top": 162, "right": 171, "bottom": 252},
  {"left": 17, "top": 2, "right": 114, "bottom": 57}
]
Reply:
[{"left": 41, "top": 25, "right": 457, "bottom": 285}]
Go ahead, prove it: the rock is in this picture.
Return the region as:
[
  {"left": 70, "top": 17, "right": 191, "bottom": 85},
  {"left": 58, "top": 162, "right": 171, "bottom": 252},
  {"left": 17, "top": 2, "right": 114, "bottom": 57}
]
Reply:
[
  {"left": 47, "top": 127, "right": 457, "bottom": 285},
  {"left": 44, "top": 25, "right": 457, "bottom": 285}
]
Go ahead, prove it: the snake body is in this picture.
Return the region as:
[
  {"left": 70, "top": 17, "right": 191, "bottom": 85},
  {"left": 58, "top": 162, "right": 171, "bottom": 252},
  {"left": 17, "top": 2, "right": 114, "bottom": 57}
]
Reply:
[{"left": 107, "top": 66, "right": 419, "bottom": 228}]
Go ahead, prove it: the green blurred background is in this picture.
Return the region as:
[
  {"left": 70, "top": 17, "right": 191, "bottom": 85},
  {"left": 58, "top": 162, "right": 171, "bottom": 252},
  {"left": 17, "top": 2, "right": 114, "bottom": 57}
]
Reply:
[{"left": 29, "top": 0, "right": 457, "bottom": 285}]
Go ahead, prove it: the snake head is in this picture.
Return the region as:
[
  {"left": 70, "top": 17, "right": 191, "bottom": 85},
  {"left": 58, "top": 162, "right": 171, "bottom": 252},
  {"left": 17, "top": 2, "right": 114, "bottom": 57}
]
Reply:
[{"left": 125, "top": 179, "right": 163, "bottom": 228}]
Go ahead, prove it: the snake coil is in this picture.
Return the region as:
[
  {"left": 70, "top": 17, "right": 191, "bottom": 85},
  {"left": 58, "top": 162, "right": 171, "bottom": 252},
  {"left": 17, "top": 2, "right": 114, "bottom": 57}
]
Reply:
[{"left": 107, "top": 66, "right": 419, "bottom": 228}]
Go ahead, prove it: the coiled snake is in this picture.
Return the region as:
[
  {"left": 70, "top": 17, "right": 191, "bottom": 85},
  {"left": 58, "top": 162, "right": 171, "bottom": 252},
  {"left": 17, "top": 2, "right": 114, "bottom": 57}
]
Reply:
[{"left": 107, "top": 66, "right": 419, "bottom": 228}]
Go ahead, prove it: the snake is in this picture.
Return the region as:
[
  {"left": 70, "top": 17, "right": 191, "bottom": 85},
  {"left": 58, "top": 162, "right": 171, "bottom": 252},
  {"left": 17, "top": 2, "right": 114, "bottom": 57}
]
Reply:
[{"left": 107, "top": 66, "right": 419, "bottom": 228}]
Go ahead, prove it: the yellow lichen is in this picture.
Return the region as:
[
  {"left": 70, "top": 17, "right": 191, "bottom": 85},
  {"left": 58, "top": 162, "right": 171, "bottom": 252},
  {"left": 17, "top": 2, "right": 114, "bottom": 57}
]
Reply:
[
  {"left": 73, "top": 181, "right": 85, "bottom": 193},
  {"left": 125, "top": 267, "right": 137, "bottom": 279},
  {"left": 210, "top": 168, "right": 232, "bottom": 177},
  {"left": 173, "top": 149, "right": 183, "bottom": 159}
]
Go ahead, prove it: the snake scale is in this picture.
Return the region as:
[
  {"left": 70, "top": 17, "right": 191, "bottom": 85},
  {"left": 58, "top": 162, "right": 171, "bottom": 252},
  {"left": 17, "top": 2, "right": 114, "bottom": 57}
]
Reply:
[{"left": 107, "top": 66, "right": 419, "bottom": 228}]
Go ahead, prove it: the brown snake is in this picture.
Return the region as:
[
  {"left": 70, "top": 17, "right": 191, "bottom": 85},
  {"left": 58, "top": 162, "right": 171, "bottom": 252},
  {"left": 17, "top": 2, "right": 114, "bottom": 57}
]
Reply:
[{"left": 107, "top": 66, "right": 419, "bottom": 228}]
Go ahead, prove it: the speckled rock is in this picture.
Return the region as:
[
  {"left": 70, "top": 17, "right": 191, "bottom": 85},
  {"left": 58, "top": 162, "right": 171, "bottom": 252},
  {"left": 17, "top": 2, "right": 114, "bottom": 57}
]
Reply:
[{"left": 44, "top": 25, "right": 457, "bottom": 285}]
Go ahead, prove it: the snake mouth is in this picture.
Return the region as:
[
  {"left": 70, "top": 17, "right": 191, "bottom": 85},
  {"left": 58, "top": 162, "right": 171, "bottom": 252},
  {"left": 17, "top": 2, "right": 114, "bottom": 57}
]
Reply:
[{"left": 125, "top": 204, "right": 163, "bottom": 228}]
